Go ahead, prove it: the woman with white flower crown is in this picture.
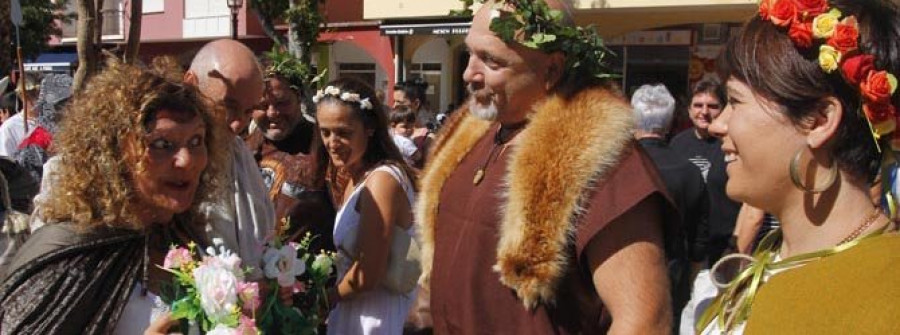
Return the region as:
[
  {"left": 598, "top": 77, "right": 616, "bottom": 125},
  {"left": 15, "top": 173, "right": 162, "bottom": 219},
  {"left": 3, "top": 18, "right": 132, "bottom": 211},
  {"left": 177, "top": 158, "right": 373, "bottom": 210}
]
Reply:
[
  {"left": 687, "top": 0, "right": 900, "bottom": 334},
  {"left": 314, "top": 78, "right": 420, "bottom": 334}
]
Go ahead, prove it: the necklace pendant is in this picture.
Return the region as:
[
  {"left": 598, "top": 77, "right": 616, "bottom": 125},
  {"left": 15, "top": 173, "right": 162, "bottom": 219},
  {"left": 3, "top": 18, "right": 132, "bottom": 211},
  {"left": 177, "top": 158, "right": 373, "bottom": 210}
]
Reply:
[{"left": 473, "top": 168, "right": 485, "bottom": 185}]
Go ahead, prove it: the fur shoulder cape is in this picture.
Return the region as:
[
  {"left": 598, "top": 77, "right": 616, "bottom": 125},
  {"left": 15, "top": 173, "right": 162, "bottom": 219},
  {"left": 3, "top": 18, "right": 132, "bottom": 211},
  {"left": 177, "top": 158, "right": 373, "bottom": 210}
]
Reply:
[{"left": 416, "top": 86, "right": 635, "bottom": 308}]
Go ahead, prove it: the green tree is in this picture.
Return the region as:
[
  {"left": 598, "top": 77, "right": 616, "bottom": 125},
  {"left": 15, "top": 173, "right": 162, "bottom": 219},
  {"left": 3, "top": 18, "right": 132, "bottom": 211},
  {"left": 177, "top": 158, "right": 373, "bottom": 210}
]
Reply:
[
  {"left": 248, "top": 0, "right": 326, "bottom": 109},
  {"left": 1, "top": 0, "right": 69, "bottom": 77}
]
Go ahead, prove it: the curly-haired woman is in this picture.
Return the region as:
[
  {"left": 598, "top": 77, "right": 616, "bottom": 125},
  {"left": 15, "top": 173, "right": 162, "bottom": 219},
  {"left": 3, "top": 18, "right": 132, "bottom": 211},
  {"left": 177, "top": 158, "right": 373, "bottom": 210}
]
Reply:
[
  {"left": 693, "top": 0, "right": 900, "bottom": 333},
  {"left": 0, "top": 57, "right": 230, "bottom": 334}
]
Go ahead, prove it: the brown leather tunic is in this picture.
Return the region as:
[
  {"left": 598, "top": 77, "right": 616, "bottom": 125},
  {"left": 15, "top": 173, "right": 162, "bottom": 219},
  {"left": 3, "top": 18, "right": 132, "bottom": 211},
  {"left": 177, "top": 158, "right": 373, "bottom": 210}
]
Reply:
[
  {"left": 430, "top": 132, "right": 668, "bottom": 334},
  {"left": 246, "top": 124, "right": 336, "bottom": 251}
]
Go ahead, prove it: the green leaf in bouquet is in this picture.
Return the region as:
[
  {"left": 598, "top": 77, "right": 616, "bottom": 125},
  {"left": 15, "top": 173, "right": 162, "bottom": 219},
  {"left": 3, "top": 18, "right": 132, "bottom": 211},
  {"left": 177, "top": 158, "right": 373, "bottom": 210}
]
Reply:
[
  {"left": 218, "top": 310, "right": 241, "bottom": 328},
  {"left": 175, "top": 271, "right": 194, "bottom": 286},
  {"left": 299, "top": 231, "right": 318, "bottom": 250},
  {"left": 170, "top": 296, "right": 200, "bottom": 320},
  {"left": 202, "top": 317, "right": 212, "bottom": 332}
]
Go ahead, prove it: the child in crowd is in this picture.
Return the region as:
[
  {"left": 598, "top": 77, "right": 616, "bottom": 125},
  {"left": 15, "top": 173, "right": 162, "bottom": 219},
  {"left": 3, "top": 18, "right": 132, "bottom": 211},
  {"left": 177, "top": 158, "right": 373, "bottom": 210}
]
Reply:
[{"left": 389, "top": 106, "right": 421, "bottom": 166}]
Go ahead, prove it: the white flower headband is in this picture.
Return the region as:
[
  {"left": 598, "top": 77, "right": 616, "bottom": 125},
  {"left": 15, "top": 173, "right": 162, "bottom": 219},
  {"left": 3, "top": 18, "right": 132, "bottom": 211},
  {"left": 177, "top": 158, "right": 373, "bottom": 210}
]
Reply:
[{"left": 312, "top": 86, "right": 374, "bottom": 110}]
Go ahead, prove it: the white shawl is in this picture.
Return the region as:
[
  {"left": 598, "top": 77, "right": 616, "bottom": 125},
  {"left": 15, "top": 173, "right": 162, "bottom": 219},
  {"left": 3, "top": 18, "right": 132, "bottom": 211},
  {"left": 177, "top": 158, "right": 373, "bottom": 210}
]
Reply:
[{"left": 204, "top": 137, "right": 275, "bottom": 280}]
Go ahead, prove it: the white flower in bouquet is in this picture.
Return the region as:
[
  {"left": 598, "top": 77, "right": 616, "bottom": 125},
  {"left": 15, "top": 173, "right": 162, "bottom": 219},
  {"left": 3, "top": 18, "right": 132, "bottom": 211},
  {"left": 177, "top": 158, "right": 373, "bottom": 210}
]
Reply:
[
  {"left": 263, "top": 243, "right": 307, "bottom": 287},
  {"left": 206, "top": 246, "right": 245, "bottom": 280},
  {"left": 193, "top": 261, "right": 240, "bottom": 324},
  {"left": 312, "top": 253, "right": 334, "bottom": 276},
  {"left": 206, "top": 324, "right": 236, "bottom": 335}
]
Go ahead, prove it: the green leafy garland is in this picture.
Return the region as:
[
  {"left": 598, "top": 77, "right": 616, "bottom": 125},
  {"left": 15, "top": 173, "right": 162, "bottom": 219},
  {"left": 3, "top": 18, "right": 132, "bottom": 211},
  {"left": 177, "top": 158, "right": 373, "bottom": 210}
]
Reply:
[
  {"left": 456, "top": 0, "right": 618, "bottom": 80},
  {"left": 264, "top": 47, "right": 326, "bottom": 93}
]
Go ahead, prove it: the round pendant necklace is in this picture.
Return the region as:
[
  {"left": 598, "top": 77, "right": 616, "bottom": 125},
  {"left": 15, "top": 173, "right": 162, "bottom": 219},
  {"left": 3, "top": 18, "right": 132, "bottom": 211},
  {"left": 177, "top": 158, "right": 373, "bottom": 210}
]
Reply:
[{"left": 473, "top": 122, "right": 526, "bottom": 186}]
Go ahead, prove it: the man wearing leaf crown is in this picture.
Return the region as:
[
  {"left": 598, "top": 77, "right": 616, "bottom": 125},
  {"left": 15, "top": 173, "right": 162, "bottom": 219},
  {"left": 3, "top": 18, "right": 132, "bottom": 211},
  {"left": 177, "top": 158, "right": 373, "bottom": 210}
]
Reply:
[
  {"left": 415, "top": 0, "right": 674, "bottom": 333},
  {"left": 245, "top": 56, "right": 336, "bottom": 252}
]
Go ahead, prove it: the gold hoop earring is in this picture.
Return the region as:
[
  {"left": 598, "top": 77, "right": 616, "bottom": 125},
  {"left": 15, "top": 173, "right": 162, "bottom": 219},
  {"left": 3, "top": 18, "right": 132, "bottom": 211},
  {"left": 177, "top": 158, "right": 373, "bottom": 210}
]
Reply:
[{"left": 789, "top": 148, "right": 838, "bottom": 193}]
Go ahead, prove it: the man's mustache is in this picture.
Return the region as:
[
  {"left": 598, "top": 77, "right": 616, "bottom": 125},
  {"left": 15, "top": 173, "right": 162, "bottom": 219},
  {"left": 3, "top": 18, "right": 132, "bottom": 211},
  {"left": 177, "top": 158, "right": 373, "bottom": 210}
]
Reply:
[{"left": 466, "top": 85, "right": 493, "bottom": 101}]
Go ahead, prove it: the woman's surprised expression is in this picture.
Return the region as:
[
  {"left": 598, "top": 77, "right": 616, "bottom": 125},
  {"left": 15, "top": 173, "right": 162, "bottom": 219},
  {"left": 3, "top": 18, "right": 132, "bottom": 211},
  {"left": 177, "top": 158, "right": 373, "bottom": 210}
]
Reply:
[
  {"left": 317, "top": 102, "right": 372, "bottom": 173},
  {"left": 132, "top": 109, "right": 208, "bottom": 223}
]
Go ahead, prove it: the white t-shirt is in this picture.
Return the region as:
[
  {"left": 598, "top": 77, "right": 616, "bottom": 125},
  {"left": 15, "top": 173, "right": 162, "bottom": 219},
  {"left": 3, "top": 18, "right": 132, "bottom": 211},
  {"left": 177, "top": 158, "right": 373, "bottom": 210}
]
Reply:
[
  {"left": 112, "top": 283, "right": 163, "bottom": 334},
  {"left": 392, "top": 134, "right": 419, "bottom": 166},
  {"left": 0, "top": 113, "right": 36, "bottom": 157}
]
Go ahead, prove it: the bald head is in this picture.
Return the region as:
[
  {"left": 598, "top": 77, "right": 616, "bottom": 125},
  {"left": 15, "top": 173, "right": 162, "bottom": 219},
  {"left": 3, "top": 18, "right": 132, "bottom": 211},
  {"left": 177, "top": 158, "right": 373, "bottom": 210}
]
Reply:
[{"left": 186, "top": 39, "right": 264, "bottom": 134}]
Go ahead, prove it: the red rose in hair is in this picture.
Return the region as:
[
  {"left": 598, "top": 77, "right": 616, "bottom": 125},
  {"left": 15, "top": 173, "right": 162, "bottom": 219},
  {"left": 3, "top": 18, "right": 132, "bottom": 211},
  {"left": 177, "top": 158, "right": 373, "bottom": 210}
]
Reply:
[
  {"left": 827, "top": 21, "right": 859, "bottom": 53},
  {"left": 793, "top": 0, "right": 829, "bottom": 17},
  {"left": 769, "top": 0, "right": 797, "bottom": 27},
  {"left": 841, "top": 54, "right": 875, "bottom": 86},
  {"left": 759, "top": 0, "right": 772, "bottom": 20},
  {"left": 863, "top": 102, "right": 896, "bottom": 125},
  {"left": 861, "top": 71, "right": 895, "bottom": 104},
  {"left": 789, "top": 21, "right": 814, "bottom": 48}
]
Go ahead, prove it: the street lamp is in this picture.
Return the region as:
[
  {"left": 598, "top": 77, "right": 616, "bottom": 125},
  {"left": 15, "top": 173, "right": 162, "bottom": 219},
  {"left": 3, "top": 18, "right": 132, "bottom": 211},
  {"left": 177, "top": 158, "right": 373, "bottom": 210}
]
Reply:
[{"left": 227, "top": 0, "right": 244, "bottom": 40}]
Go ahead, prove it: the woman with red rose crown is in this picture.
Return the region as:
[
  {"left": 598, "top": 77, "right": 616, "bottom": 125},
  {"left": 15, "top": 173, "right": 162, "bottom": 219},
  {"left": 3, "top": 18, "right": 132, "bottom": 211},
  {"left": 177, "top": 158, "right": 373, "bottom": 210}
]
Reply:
[{"left": 685, "top": 0, "right": 900, "bottom": 334}]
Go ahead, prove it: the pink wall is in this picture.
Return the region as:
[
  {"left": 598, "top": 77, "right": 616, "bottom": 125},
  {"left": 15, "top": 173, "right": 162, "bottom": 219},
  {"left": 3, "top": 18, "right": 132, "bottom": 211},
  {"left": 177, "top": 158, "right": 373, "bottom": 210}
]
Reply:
[{"left": 139, "top": 0, "right": 184, "bottom": 41}]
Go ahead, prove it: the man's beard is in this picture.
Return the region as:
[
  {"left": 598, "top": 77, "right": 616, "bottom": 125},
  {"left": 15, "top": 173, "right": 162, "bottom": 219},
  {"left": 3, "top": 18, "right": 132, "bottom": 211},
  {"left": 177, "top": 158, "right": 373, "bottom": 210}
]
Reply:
[
  {"left": 467, "top": 86, "right": 498, "bottom": 121},
  {"left": 469, "top": 99, "right": 498, "bottom": 121}
]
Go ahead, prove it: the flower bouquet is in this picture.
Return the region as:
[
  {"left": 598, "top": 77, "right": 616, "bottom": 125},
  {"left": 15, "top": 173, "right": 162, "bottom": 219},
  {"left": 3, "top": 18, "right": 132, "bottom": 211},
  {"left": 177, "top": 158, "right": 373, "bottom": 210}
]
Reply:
[
  {"left": 159, "top": 242, "right": 261, "bottom": 334},
  {"left": 257, "top": 219, "right": 337, "bottom": 334}
]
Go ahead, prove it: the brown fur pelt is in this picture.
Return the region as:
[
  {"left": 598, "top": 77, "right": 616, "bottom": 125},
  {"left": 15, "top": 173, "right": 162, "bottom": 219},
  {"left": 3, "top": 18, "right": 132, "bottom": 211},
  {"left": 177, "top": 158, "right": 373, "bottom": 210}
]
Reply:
[{"left": 415, "top": 86, "right": 634, "bottom": 308}]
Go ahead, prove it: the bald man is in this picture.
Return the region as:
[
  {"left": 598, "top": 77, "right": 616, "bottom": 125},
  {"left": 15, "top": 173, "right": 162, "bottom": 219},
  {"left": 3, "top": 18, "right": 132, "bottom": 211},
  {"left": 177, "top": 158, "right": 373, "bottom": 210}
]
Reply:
[
  {"left": 415, "top": 1, "right": 672, "bottom": 333},
  {"left": 185, "top": 40, "right": 274, "bottom": 280},
  {"left": 185, "top": 39, "right": 265, "bottom": 134}
]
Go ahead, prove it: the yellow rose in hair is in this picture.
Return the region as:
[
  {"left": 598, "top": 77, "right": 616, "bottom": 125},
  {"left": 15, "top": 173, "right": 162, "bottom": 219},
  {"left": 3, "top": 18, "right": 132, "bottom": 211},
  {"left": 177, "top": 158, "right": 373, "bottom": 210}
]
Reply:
[
  {"left": 873, "top": 118, "right": 896, "bottom": 138},
  {"left": 818, "top": 45, "right": 842, "bottom": 73},
  {"left": 812, "top": 8, "right": 842, "bottom": 38}
]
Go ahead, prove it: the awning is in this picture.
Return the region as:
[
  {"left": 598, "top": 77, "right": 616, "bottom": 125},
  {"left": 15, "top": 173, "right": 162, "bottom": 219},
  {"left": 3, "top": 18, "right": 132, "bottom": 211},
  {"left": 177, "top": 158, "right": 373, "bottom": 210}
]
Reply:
[
  {"left": 24, "top": 52, "right": 77, "bottom": 73},
  {"left": 370, "top": 1, "right": 755, "bottom": 38}
]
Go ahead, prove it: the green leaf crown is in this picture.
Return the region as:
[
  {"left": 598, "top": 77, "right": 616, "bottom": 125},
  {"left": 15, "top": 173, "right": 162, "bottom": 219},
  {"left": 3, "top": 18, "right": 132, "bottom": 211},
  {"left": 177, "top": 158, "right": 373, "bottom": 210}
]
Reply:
[
  {"left": 461, "top": 0, "right": 618, "bottom": 80},
  {"left": 263, "top": 47, "right": 315, "bottom": 92}
]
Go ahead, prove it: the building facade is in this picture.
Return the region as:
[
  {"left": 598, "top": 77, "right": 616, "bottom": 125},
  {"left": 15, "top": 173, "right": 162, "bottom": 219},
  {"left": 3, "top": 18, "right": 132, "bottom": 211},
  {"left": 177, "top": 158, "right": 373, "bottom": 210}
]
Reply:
[
  {"left": 29, "top": 0, "right": 757, "bottom": 113},
  {"left": 366, "top": 0, "right": 758, "bottom": 114}
]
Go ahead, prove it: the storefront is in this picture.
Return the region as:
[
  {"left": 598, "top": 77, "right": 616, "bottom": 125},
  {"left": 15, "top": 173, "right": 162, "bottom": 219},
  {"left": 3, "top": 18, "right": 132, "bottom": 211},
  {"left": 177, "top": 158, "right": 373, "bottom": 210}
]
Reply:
[
  {"left": 365, "top": 0, "right": 756, "bottom": 111},
  {"left": 380, "top": 20, "right": 470, "bottom": 114},
  {"left": 606, "top": 24, "right": 740, "bottom": 97}
]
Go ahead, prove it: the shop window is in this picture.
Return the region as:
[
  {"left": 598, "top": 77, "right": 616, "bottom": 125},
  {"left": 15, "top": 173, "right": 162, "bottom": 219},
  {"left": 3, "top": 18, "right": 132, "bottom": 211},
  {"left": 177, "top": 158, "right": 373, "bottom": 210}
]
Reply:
[
  {"left": 184, "top": 0, "right": 229, "bottom": 18},
  {"left": 61, "top": 0, "right": 124, "bottom": 40}
]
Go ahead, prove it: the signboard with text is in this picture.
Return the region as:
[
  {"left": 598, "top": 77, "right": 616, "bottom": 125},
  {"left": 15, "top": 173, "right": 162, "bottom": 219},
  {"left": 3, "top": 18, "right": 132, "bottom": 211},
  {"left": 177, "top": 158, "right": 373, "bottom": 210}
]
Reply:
[
  {"left": 607, "top": 30, "right": 693, "bottom": 46},
  {"left": 380, "top": 22, "right": 471, "bottom": 36}
]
